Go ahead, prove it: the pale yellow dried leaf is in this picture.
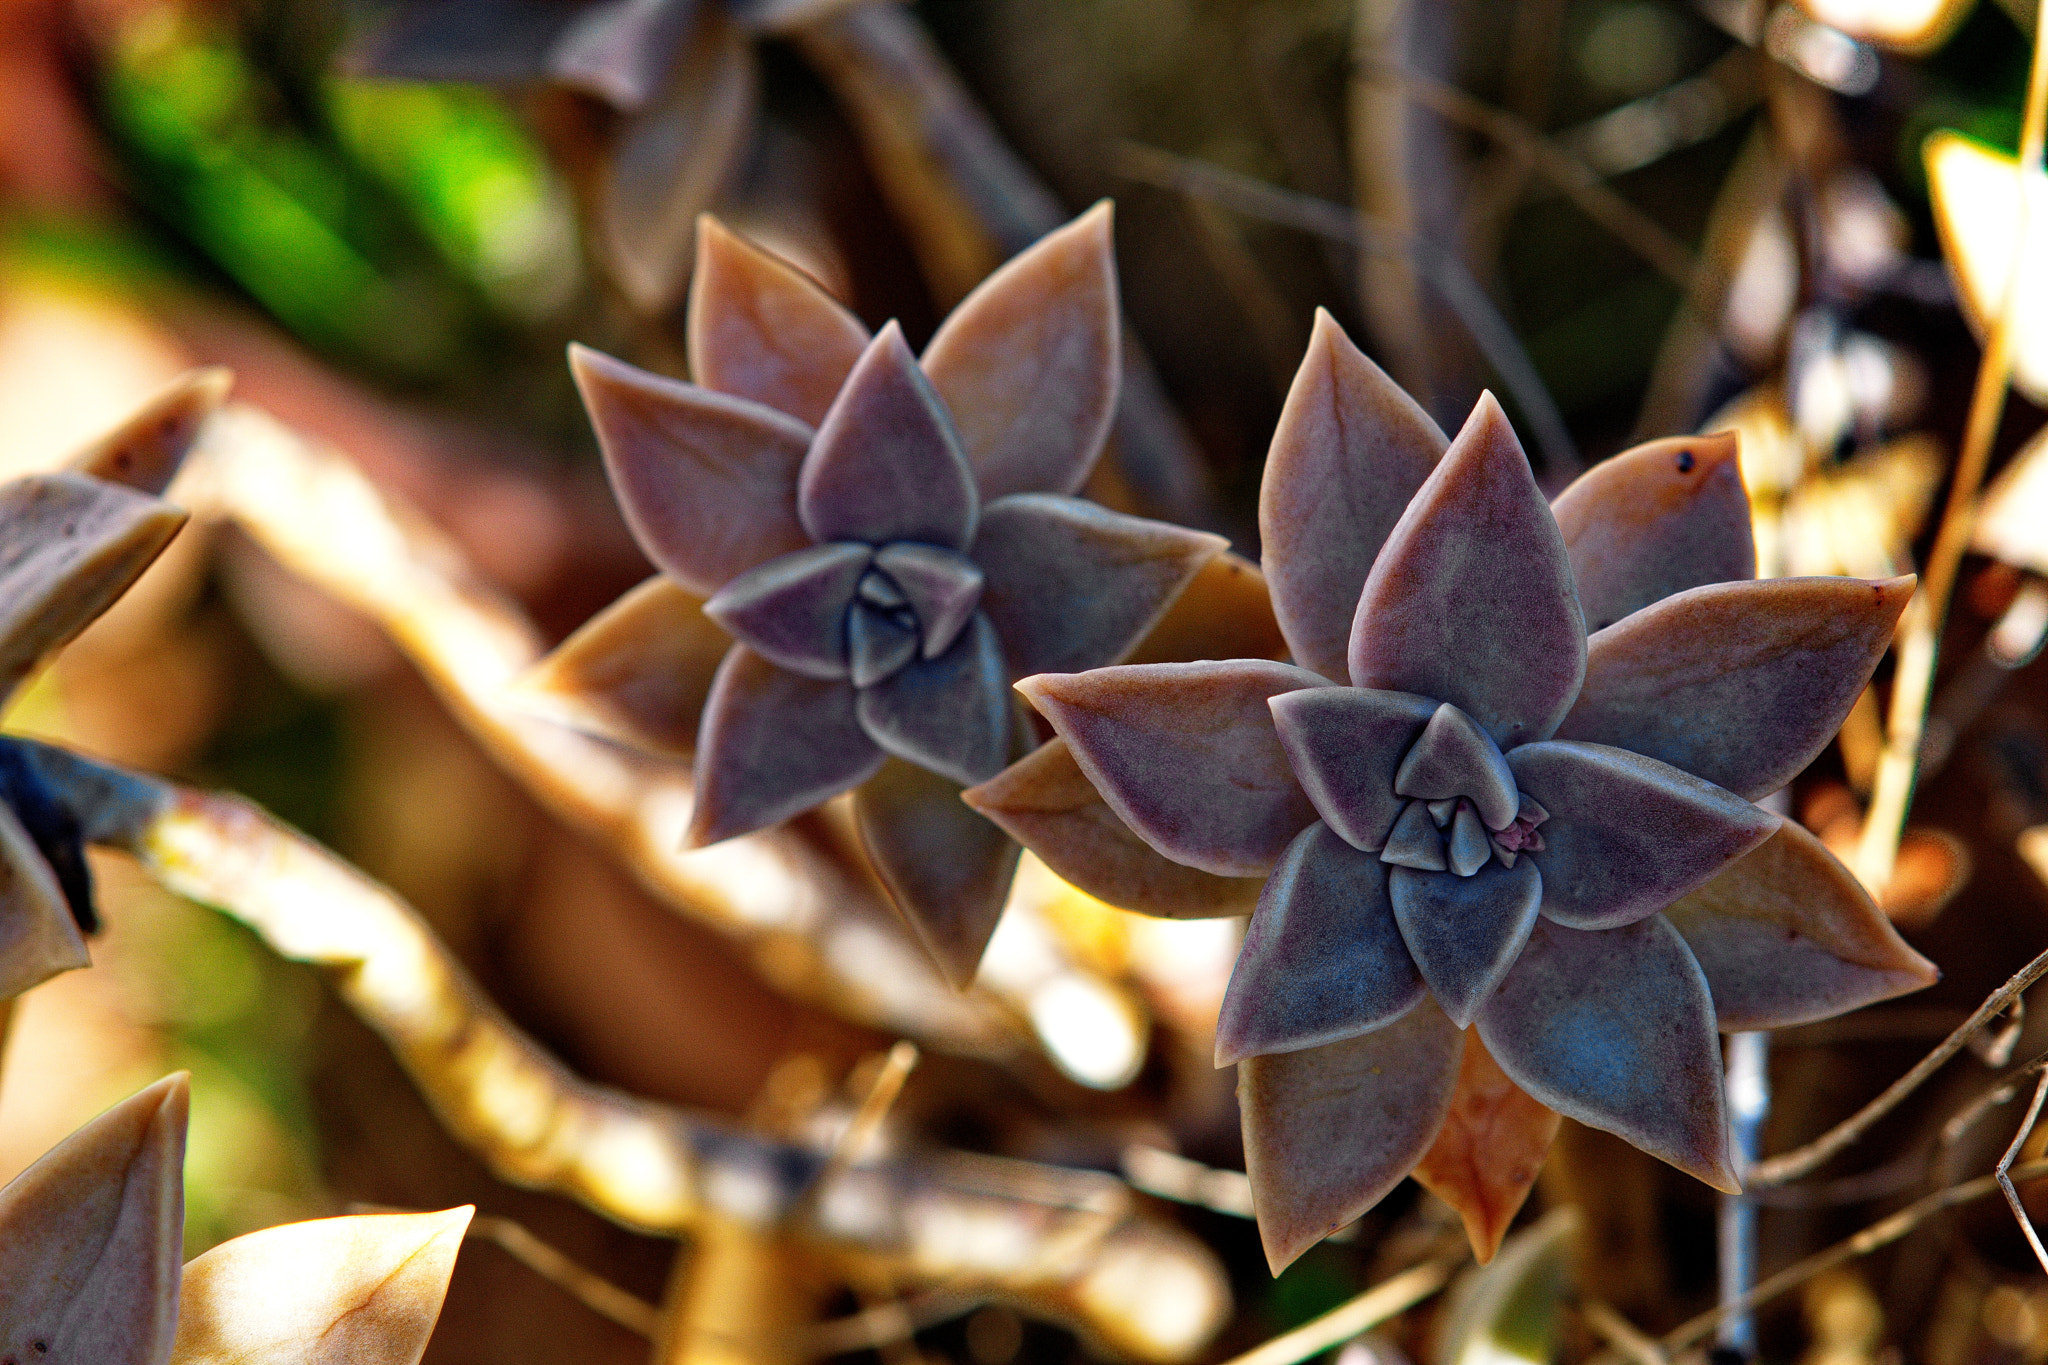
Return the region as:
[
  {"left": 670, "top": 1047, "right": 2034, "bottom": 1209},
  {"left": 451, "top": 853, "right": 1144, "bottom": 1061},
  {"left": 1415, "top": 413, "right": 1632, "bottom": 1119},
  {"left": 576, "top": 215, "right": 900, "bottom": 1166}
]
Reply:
[{"left": 1926, "top": 131, "right": 2048, "bottom": 405}]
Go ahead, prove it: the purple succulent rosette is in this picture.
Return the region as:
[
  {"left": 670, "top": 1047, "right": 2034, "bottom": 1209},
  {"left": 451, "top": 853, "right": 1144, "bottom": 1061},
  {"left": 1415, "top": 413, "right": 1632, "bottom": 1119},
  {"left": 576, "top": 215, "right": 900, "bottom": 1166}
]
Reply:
[
  {"left": 551, "top": 205, "right": 1225, "bottom": 983},
  {"left": 983, "top": 311, "right": 1936, "bottom": 1269}
]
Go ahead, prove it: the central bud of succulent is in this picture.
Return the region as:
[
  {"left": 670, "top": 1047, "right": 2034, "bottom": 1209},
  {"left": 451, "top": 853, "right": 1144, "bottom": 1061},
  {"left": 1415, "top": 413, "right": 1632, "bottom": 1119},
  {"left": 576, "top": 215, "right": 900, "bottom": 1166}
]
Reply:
[
  {"left": 842, "top": 541, "right": 985, "bottom": 687},
  {"left": 1377, "top": 702, "right": 1547, "bottom": 878}
]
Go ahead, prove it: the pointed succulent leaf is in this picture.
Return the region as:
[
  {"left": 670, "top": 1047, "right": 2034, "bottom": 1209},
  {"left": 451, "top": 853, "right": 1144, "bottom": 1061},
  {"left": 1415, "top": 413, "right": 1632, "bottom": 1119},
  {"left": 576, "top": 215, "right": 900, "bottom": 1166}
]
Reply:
[
  {"left": 1508, "top": 741, "right": 1778, "bottom": 930},
  {"left": 687, "top": 646, "right": 882, "bottom": 845},
  {"left": 69, "top": 368, "right": 232, "bottom": 497},
  {"left": 1349, "top": 393, "right": 1585, "bottom": 747},
  {"left": 872, "top": 542, "right": 984, "bottom": 659},
  {"left": 1261, "top": 310, "right": 1446, "bottom": 682},
  {"left": 1268, "top": 687, "right": 1438, "bottom": 852},
  {"left": 0, "top": 798, "right": 89, "bottom": 1000},
  {"left": 847, "top": 602, "right": 920, "bottom": 687},
  {"left": 341, "top": 0, "right": 573, "bottom": 82},
  {"left": 571, "top": 345, "right": 813, "bottom": 594},
  {"left": 921, "top": 202, "right": 1120, "bottom": 501},
  {"left": 1240, "top": 999, "right": 1464, "bottom": 1274},
  {"left": 688, "top": 216, "right": 870, "bottom": 427},
  {"left": 1477, "top": 917, "right": 1737, "bottom": 1191},
  {"left": 800, "top": 322, "right": 978, "bottom": 550},
  {"left": 973, "top": 494, "right": 1227, "bottom": 679},
  {"left": 1380, "top": 800, "right": 1448, "bottom": 871},
  {"left": 856, "top": 613, "right": 1010, "bottom": 786},
  {"left": 1666, "top": 819, "right": 1939, "bottom": 1031},
  {"left": 1556, "top": 576, "right": 1914, "bottom": 799},
  {"left": 962, "top": 739, "right": 1264, "bottom": 919},
  {"left": 1216, "top": 822, "right": 1424, "bottom": 1065},
  {"left": 1389, "top": 859, "right": 1543, "bottom": 1027},
  {"left": 1121, "top": 551, "right": 1287, "bottom": 667},
  {"left": 703, "top": 542, "right": 869, "bottom": 680},
  {"left": 1551, "top": 432, "right": 1755, "bottom": 633},
  {"left": 548, "top": 0, "right": 700, "bottom": 110},
  {"left": 1411, "top": 1036, "right": 1561, "bottom": 1264},
  {"left": 1018, "top": 661, "right": 1330, "bottom": 877},
  {"left": 1392, "top": 703, "right": 1520, "bottom": 831},
  {"left": 0, "top": 1073, "right": 188, "bottom": 1365},
  {"left": 855, "top": 757, "right": 1020, "bottom": 987}
]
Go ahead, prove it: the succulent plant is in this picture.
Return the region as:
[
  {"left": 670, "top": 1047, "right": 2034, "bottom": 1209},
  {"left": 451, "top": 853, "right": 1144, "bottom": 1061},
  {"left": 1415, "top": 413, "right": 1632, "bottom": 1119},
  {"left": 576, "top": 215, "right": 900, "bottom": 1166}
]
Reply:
[
  {"left": 969, "top": 311, "right": 1939, "bottom": 1269},
  {"left": 538, "top": 205, "right": 1225, "bottom": 981}
]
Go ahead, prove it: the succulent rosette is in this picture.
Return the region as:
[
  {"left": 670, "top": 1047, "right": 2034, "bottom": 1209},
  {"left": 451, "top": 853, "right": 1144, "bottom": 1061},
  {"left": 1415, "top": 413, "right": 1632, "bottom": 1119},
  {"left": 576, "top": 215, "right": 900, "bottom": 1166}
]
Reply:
[
  {"left": 968, "top": 312, "right": 1939, "bottom": 1269},
  {"left": 533, "top": 205, "right": 1225, "bottom": 981}
]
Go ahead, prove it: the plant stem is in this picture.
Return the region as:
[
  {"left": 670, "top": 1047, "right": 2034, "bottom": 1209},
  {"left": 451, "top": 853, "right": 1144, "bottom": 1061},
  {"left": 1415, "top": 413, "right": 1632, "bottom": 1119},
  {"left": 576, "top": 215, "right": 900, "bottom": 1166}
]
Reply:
[{"left": 1717, "top": 1031, "right": 1771, "bottom": 1360}]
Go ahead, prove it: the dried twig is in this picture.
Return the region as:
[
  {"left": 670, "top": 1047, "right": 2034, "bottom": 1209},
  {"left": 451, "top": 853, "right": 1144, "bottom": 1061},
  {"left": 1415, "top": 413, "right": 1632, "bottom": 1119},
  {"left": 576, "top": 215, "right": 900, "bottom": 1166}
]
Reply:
[
  {"left": 1217, "top": 1256, "right": 1462, "bottom": 1365},
  {"left": 1997, "top": 1071, "right": 2048, "bottom": 1274},
  {"left": 1348, "top": 0, "right": 1434, "bottom": 405},
  {"left": 1578, "top": 1297, "right": 1670, "bottom": 1365}
]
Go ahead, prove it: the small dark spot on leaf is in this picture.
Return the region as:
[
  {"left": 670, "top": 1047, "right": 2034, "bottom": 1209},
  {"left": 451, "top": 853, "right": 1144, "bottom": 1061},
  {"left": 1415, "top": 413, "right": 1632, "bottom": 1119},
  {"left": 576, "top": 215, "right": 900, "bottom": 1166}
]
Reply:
[
  {"left": 32, "top": 1341, "right": 48, "bottom": 1354},
  {"left": 1676, "top": 449, "right": 1695, "bottom": 473}
]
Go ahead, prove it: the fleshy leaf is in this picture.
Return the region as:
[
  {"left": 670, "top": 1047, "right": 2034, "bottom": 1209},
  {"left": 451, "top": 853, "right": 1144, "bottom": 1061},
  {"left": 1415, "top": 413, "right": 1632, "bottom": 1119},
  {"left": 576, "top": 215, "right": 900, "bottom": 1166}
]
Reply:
[
  {"left": 1555, "top": 576, "right": 1914, "bottom": 800},
  {"left": 342, "top": 0, "right": 571, "bottom": 82},
  {"left": 703, "top": 542, "right": 869, "bottom": 680},
  {"left": 1392, "top": 703, "right": 1520, "bottom": 832},
  {"left": 1550, "top": 432, "right": 1755, "bottom": 633},
  {"left": 1122, "top": 551, "right": 1287, "bottom": 667},
  {"left": 571, "top": 345, "right": 812, "bottom": 595},
  {"left": 1666, "top": 819, "right": 1939, "bottom": 1030},
  {"left": 1381, "top": 800, "right": 1448, "bottom": 872},
  {"left": 69, "top": 368, "right": 233, "bottom": 497},
  {"left": 1389, "top": 859, "right": 1542, "bottom": 1027},
  {"left": 973, "top": 494, "right": 1227, "bottom": 679},
  {"left": 855, "top": 613, "right": 1010, "bottom": 786},
  {"left": 1476, "top": 917, "right": 1736, "bottom": 1191},
  {"left": 799, "top": 322, "right": 978, "bottom": 550},
  {"left": 921, "top": 202, "right": 1120, "bottom": 501},
  {"left": 1349, "top": 393, "right": 1585, "bottom": 747},
  {"left": 1269, "top": 687, "right": 1438, "bottom": 852},
  {"left": 688, "top": 215, "right": 870, "bottom": 427},
  {"left": 687, "top": 646, "right": 882, "bottom": 845},
  {"left": 0, "top": 799, "right": 89, "bottom": 999},
  {"left": 1216, "top": 822, "right": 1424, "bottom": 1065},
  {"left": 170, "top": 1208, "right": 471, "bottom": 1365},
  {"left": 962, "top": 739, "right": 1264, "bottom": 919},
  {"left": 1018, "top": 661, "right": 1330, "bottom": 877},
  {"left": 872, "top": 542, "right": 984, "bottom": 659},
  {"left": 1261, "top": 310, "right": 1446, "bottom": 682},
  {"left": 1240, "top": 999, "right": 1464, "bottom": 1273},
  {"left": 1509, "top": 741, "right": 1778, "bottom": 930},
  {"left": 549, "top": 0, "right": 699, "bottom": 110},
  {"left": 847, "top": 601, "right": 920, "bottom": 687},
  {"left": 1411, "top": 1036, "right": 1561, "bottom": 1264},
  {"left": 0, "top": 1074, "right": 187, "bottom": 1365},
  {"left": 855, "top": 758, "right": 1020, "bottom": 987}
]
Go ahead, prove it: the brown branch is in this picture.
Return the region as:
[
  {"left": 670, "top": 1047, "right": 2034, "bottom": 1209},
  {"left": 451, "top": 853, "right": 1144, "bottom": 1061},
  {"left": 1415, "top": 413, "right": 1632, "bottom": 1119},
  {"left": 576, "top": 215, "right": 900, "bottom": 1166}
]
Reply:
[{"left": 1217, "top": 1256, "right": 1461, "bottom": 1365}]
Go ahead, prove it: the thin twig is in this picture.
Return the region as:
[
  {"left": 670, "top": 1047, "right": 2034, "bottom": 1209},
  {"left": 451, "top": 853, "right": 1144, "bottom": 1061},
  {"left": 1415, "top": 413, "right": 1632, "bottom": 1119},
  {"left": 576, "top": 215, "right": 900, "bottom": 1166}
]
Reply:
[
  {"left": 1348, "top": 0, "right": 1434, "bottom": 404},
  {"left": 1579, "top": 1297, "right": 1670, "bottom": 1365},
  {"left": 815, "top": 1041, "right": 920, "bottom": 1195},
  {"left": 799, "top": 1290, "right": 981, "bottom": 1355},
  {"left": 1997, "top": 1072, "right": 2048, "bottom": 1274},
  {"left": 1217, "top": 1256, "right": 1462, "bottom": 1365}
]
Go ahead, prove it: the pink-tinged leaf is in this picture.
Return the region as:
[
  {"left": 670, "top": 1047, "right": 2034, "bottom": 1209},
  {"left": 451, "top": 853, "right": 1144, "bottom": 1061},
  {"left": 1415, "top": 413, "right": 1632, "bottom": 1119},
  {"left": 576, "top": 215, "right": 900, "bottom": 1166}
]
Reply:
[
  {"left": 170, "top": 1208, "right": 471, "bottom": 1365},
  {"left": 847, "top": 602, "right": 918, "bottom": 686},
  {"left": 1018, "top": 661, "right": 1330, "bottom": 877},
  {"left": 974, "top": 494, "right": 1227, "bottom": 679},
  {"left": 1269, "top": 687, "right": 1437, "bottom": 852},
  {"left": 872, "top": 542, "right": 983, "bottom": 659},
  {"left": 1261, "top": 310, "right": 1446, "bottom": 683},
  {"left": 1240, "top": 999, "right": 1464, "bottom": 1273},
  {"left": 703, "top": 542, "right": 868, "bottom": 680},
  {"left": 688, "top": 215, "right": 870, "bottom": 427},
  {"left": 69, "top": 368, "right": 233, "bottom": 497},
  {"left": 1216, "top": 822, "right": 1423, "bottom": 1065},
  {"left": 1550, "top": 432, "right": 1755, "bottom": 633},
  {"left": 687, "top": 646, "right": 881, "bottom": 845},
  {"left": 921, "top": 202, "right": 1120, "bottom": 501},
  {"left": 0, "top": 800, "right": 89, "bottom": 1000},
  {"left": 1666, "top": 819, "right": 1939, "bottom": 1031},
  {"left": 1509, "top": 741, "right": 1778, "bottom": 930},
  {"left": 340, "top": 0, "right": 571, "bottom": 82},
  {"left": 855, "top": 613, "right": 1011, "bottom": 786},
  {"left": 1390, "top": 859, "right": 1542, "bottom": 1027},
  {"left": 1476, "top": 917, "right": 1736, "bottom": 1192},
  {"left": 962, "top": 739, "right": 1264, "bottom": 919},
  {"left": 1349, "top": 393, "right": 1584, "bottom": 748},
  {"left": 0, "top": 1074, "right": 187, "bottom": 1365},
  {"left": 1556, "top": 576, "right": 1914, "bottom": 800},
  {"left": 549, "top": 0, "right": 700, "bottom": 110},
  {"left": 570, "top": 345, "right": 813, "bottom": 595},
  {"left": 1392, "top": 703, "right": 1521, "bottom": 832},
  {"left": 1122, "top": 551, "right": 1286, "bottom": 667},
  {"left": 1411, "top": 1036, "right": 1560, "bottom": 1264},
  {"left": 515, "top": 577, "right": 726, "bottom": 759},
  {"left": 800, "top": 323, "right": 979, "bottom": 550},
  {"left": 855, "top": 758, "right": 1020, "bottom": 987}
]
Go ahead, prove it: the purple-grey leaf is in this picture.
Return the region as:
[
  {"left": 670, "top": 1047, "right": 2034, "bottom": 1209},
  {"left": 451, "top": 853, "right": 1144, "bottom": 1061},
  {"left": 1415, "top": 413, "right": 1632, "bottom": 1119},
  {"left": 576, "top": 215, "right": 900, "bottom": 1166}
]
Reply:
[
  {"left": 1268, "top": 687, "right": 1438, "bottom": 852},
  {"left": 1476, "top": 916, "right": 1736, "bottom": 1191},
  {"left": 847, "top": 601, "right": 920, "bottom": 687},
  {"left": 515, "top": 576, "right": 726, "bottom": 759},
  {"left": 0, "top": 797, "right": 88, "bottom": 1001},
  {"left": 687, "top": 646, "right": 882, "bottom": 845},
  {"left": 1380, "top": 801, "right": 1448, "bottom": 872},
  {"left": 973, "top": 494, "right": 1227, "bottom": 679},
  {"left": 873, "top": 542, "right": 985, "bottom": 659},
  {"left": 1261, "top": 310, "right": 1446, "bottom": 683},
  {"left": 689, "top": 216, "right": 870, "bottom": 428},
  {"left": 703, "top": 542, "right": 869, "bottom": 680},
  {"left": 856, "top": 613, "right": 1010, "bottom": 786},
  {"left": 1447, "top": 804, "right": 1492, "bottom": 876},
  {"left": 1349, "top": 393, "right": 1585, "bottom": 748},
  {"left": 1389, "top": 859, "right": 1542, "bottom": 1027},
  {"left": 799, "top": 322, "right": 978, "bottom": 550},
  {"left": 549, "top": 0, "right": 701, "bottom": 110},
  {"left": 341, "top": 0, "right": 573, "bottom": 82},
  {"left": 855, "top": 758, "right": 1021, "bottom": 988},
  {"left": 1391, "top": 703, "right": 1520, "bottom": 831},
  {"left": 1216, "top": 822, "right": 1423, "bottom": 1065}
]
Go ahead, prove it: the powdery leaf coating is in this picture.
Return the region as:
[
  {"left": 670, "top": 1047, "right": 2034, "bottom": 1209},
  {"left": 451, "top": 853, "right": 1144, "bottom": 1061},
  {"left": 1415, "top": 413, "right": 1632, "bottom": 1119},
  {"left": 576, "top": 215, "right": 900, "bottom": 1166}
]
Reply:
[
  {"left": 1550, "top": 432, "right": 1755, "bottom": 633},
  {"left": 688, "top": 215, "right": 870, "bottom": 428},
  {"left": 0, "top": 797, "right": 89, "bottom": 1000},
  {"left": 1556, "top": 576, "right": 1914, "bottom": 800},
  {"left": 1260, "top": 310, "right": 1445, "bottom": 683},
  {"left": 1389, "top": 858, "right": 1542, "bottom": 1028},
  {"left": 1410, "top": 1037, "right": 1560, "bottom": 1265},
  {"left": 702, "top": 541, "right": 869, "bottom": 679},
  {"left": 1392, "top": 703, "right": 1521, "bottom": 832},
  {"left": 549, "top": 0, "right": 699, "bottom": 108},
  {"left": 856, "top": 757, "right": 1021, "bottom": 988},
  {"left": 921, "top": 201, "right": 1120, "bottom": 502},
  {"left": 1666, "top": 819, "right": 1939, "bottom": 1031},
  {"left": 1268, "top": 687, "right": 1438, "bottom": 852},
  {"left": 1349, "top": 393, "right": 1585, "bottom": 748},
  {"left": 0, "top": 1074, "right": 188, "bottom": 1365},
  {"left": 1476, "top": 917, "right": 1737, "bottom": 1192},
  {"left": 1019, "top": 661, "right": 1331, "bottom": 878},
  {"left": 1239, "top": 999, "right": 1464, "bottom": 1274},
  {"left": 69, "top": 367, "right": 233, "bottom": 498},
  {"left": 571, "top": 345, "right": 812, "bottom": 595},
  {"left": 1215, "top": 822, "right": 1424, "bottom": 1066},
  {"left": 973, "top": 494, "right": 1227, "bottom": 679},
  {"left": 855, "top": 613, "right": 1011, "bottom": 787}
]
